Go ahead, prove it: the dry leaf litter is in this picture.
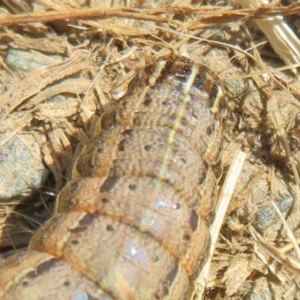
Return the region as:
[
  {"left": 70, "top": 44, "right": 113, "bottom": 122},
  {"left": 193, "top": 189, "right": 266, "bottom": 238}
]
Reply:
[{"left": 1, "top": 0, "right": 300, "bottom": 299}]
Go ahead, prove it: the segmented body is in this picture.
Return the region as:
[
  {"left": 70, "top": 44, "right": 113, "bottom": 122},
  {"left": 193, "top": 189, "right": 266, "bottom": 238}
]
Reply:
[{"left": 0, "top": 55, "right": 224, "bottom": 299}]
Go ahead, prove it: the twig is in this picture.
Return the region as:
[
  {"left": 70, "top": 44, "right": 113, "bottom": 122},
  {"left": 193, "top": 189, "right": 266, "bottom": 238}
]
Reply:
[{"left": 192, "top": 149, "right": 246, "bottom": 300}]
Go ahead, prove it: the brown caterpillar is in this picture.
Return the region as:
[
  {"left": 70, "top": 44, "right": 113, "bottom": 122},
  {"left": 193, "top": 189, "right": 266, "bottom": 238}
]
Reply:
[{"left": 0, "top": 55, "right": 224, "bottom": 300}]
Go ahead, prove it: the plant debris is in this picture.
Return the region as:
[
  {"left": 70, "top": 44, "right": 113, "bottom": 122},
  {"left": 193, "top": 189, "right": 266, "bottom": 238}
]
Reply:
[{"left": 0, "top": 0, "right": 300, "bottom": 299}]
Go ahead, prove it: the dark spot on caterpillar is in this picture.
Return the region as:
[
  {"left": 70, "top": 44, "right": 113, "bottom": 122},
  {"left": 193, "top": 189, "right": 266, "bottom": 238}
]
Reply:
[
  {"left": 162, "top": 101, "right": 171, "bottom": 107},
  {"left": 163, "top": 287, "right": 169, "bottom": 296},
  {"left": 191, "top": 111, "right": 198, "bottom": 120},
  {"left": 180, "top": 158, "right": 187, "bottom": 164},
  {"left": 169, "top": 113, "right": 177, "bottom": 120},
  {"left": 154, "top": 60, "right": 174, "bottom": 84},
  {"left": 88, "top": 156, "right": 94, "bottom": 169},
  {"left": 37, "top": 259, "right": 56, "bottom": 274},
  {"left": 206, "top": 125, "right": 214, "bottom": 135},
  {"left": 198, "top": 161, "right": 209, "bottom": 185},
  {"left": 100, "top": 177, "right": 119, "bottom": 192},
  {"left": 210, "top": 83, "right": 221, "bottom": 104},
  {"left": 118, "top": 139, "right": 126, "bottom": 151},
  {"left": 71, "top": 240, "right": 79, "bottom": 245},
  {"left": 129, "top": 184, "right": 137, "bottom": 191},
  {"left": 22, "top": 281, "right": 29, "bottom": 287},
  {"left": 63, "top": 280, "right": 70, "bottom": 286},
  {"left": 193, "top": 72, "right": 205, "bottom": 90},
  {"left": 133, "top": 115, "right": 141, "bottom": 126},
  {"left": 70, "top": 215, "right": 94, "bottom": 234},
  {"left": 173, "top": 203, "right": 181, "bottom": 210},
  {"left": 180, "top": 116, "right": 188, "bottom": 126},
  {"left": 106, "top": 224, "right": 114, "bottom": 231},
  {"left": 96, "top": 147, "right": 103, "bottom": 153},
  {"left": 27, "top": 270, "right": 38, "bottom": 278},
  {"left": 165, "top": 261, "right": 179, "bottom": 287},
  {"left": 189, "top": 210, "right": 199, "bottom": 231},
  {"left": 144, "top": 98, "right": 152, "bottom": 106},
  {"left": 153, "top": 255, "right": 159, "bottom": 262},
  {"left": 183, "top": 234, "right": 191, "bottom": 241},
  {"left": 70, "top": 180, "right": 79, "bottom": 191},
  {"left": 121, "top": 129, "right": 133, "bottom": 136},
  {"left": 174, "top": 62, "right": 192, "bottom": 79},
  {"left": 101, "top": 198, "right": 110, "bottom": 204},
  {"left": 198, "top": 173, "right": 206, "bottom": 185},
  {"left": 101, "top": 110, "right": 118, "bottom": 129},
  {"left": 144, "top": 145, "right": 151, "bottom": 151},
  {"left": 27, "top": 258, "right": 58, "bottom": 278},
  {"left": 78, "top": 214, "right": 94, "bottom": 227},
  {"left": 203, "top": 160, "right": 209, "bottom": 170}
]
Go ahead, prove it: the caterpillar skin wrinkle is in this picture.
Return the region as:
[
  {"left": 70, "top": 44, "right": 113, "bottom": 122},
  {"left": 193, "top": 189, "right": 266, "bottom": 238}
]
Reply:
[{"left": 0, "top": 55, "right": 225, "bottom": 300}]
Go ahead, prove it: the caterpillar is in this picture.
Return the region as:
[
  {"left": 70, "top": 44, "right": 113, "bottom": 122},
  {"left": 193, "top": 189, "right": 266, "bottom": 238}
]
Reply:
[{"left": 0, "top": 54, "right": 225, "bottom": 300}]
